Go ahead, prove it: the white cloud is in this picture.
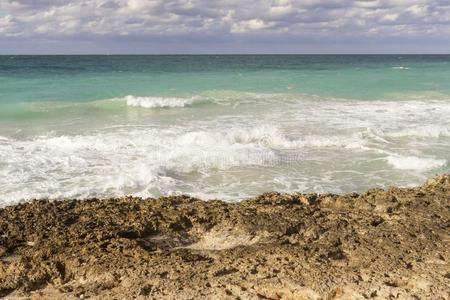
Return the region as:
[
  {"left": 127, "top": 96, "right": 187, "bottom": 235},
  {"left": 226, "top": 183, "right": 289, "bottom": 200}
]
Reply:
[
  {"left": 231, "top": 19, "right": 273, "bottom": 33},
  {"left": 381, "top": 13, "right": 399, "bottom": 22},
  {"left": 407, "top": 4, "right": 428, "bottom": 16},
  {"left": 0, "top": 0, "right": 449, "bottom": 52},
  {"left": 269, "top": 5, "right": 294, "bottom": 16}
]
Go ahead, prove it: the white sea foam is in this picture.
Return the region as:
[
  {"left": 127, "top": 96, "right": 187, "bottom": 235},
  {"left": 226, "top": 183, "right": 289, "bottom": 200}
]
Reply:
[
  {"left": 386, "top": 125, "right": 450, "bottom": 138},
  {"left": 392, "top": 66, "right": 410, "bottom": 70},
  {"left": 225, "top": 125, "right": 366, "bottom": 149},
  {"left": 125, "top": 95, "right": 194, "bottom": 108},
  {"left": 2, "top": 93, "right": 450, "bottom": 207},
  {"left": 0, "top": 124, "right": 380, "bottom": 206},
  {"left": 386, "top": 155, "right": 447, "bottom": 170}
]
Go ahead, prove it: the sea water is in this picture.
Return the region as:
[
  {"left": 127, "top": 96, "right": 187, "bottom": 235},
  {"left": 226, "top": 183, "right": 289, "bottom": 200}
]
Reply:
[{"left": 0, "top": 55, "right": 449, "bottom": 206}]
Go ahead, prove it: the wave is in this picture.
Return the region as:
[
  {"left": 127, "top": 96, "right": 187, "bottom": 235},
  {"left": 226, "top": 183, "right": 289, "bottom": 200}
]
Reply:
[
  {"left": 0, "top": 125, "right": 373, "bottom": 205},
  {"left": 385, "top": 125, "right": 450, "bottom": 138},
  {"left": 1, "top": 121, "right": 448, "bottom": 206},
  {"left": 382, "top": 90, "right": 450, "bottom": 101},
  {"left": 225, "top": 126, "right": 365, "bottom": 149},
  {"left": 5, "top": 90, "right": 450, "bottom": 122},
  {"left": 124, "top": 95, "right": 195, "bottom": 108},
  {"left": 392, "top": 66, "right": 410, "bottom": 70},
  {"left": 2, "top": 90, "right": 450, "bottom": 206},
  {"left": 386, "top": 155, "right": 447, "bottom": 170}
]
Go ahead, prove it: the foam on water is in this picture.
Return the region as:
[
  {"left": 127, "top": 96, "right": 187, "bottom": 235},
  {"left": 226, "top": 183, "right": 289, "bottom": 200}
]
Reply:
[
  {"left": 0, "top": 126, "right": 283, "bottom": 204},
  {"left": 386, "top": 155, "right": 447, "bottom": 170},
  {"left": 224, "top": 125, "right": 365, "bottom": 149},
  {"left": 1, "top": 89, "right": 450, "bottom": 206},
  {"left": 125, "top": 95, "right": 195, "bottom": 108},
  {"left": 392, "top": 66, "right": 411, "bottom": 70},
  {"left": 1, "top": 55, "right": 450, "bottom": 206},
  {"left": 1, "top": 116, "right": 448, "bottom": 206},
  {"left": 385, "top": 125, "right": 450, "bottom": 138}
]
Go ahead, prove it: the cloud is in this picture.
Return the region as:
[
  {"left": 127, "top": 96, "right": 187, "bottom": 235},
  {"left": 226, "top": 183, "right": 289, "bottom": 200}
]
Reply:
[{"left": 0, "top": 0, "right": 449, "bottom": 53}]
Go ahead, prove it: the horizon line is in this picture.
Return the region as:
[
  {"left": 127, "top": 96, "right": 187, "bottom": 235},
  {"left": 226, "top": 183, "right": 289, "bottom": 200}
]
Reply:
[{"left": 1, "top": 53, "right": 450, "bottom": 56}]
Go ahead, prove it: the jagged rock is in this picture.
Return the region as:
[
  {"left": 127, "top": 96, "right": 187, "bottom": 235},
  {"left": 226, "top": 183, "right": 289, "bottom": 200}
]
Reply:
[{"left": 0, "top": 175, "right": 449, "bottom": 299}]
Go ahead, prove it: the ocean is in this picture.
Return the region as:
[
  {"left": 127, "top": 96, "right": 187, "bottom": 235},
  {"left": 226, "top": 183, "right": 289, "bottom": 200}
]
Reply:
[{"left": 0, "top": 55, "right": 449, "bottom": 206}]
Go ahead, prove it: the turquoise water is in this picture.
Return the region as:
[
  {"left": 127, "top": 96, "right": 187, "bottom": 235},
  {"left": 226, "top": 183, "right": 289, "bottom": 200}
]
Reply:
[{"left": 1, "top": 55, "right": 449, "bottom": 205}]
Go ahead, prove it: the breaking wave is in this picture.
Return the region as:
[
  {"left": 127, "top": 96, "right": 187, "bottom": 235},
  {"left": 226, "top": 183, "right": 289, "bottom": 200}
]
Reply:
[
  {"left": 1, "top": 90, "right": 450, "bottom": 206},
  {"left": 0, "top": 125, "right": 374, "bottom": 205},
  {"left": 386, "top": 155, "right": 447, "bottom": 170},
  {"left": 125, "top": 95, "right": 196, "bottom": 108},
  {"left": 385, "top": 125, "right": 450, "bottom": 138}
]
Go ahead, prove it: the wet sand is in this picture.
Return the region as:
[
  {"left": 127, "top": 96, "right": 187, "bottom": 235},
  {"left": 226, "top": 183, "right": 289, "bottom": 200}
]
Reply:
[{"left": 1, "top": 175, "right": 449, "bottom": 299}]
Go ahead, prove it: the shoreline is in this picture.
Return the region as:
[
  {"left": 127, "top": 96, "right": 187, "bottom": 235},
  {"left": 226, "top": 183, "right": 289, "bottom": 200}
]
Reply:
[{"left": 1, "top": 175, "right": 449, "bottom": 299}]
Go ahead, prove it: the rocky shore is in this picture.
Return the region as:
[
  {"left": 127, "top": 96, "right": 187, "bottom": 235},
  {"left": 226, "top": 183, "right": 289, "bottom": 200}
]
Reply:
[{"left": 1, "top": 175, "right": 449, "bottom": 299}]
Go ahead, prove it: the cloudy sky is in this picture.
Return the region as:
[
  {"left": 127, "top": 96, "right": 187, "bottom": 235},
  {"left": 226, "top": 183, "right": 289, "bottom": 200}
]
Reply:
[{"left": 0, "top": 0, "right": 449, "bottom": 54}]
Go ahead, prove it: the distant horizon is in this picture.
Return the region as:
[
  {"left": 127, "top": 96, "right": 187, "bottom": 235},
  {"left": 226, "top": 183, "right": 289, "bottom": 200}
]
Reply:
[{"left": 1, "top": 53, "right": 450, "bottom": 56}]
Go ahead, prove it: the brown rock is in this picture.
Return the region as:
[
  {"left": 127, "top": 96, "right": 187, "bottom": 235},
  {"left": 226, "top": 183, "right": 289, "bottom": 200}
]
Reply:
[{"left": 0, "top": 174, "right": 449, "bottom": 299}]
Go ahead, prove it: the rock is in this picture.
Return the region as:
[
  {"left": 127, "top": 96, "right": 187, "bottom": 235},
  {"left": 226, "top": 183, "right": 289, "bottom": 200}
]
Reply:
[{"left": 0, "top": 175, "right": 448, "bottom": 299}]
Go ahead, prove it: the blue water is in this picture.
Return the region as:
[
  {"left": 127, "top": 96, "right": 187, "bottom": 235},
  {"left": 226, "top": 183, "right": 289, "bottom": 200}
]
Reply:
[{"left": 0, "top": 55, "right": 449, "bottom": 205}]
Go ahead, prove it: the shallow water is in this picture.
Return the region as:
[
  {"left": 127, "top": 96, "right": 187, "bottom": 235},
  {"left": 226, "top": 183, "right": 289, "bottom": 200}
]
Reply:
[{"left": 0, "top": 55, "right": 449, "bottom": 205}]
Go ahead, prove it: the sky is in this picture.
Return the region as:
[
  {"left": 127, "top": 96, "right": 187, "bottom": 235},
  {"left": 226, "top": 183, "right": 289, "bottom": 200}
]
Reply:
[{"left": 0, "top": 0, "right": 449, "bottom": 54}]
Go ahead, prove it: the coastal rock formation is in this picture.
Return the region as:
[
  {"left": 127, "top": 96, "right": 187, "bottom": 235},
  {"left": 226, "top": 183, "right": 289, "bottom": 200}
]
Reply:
[{"left": 0, "top": 175, "right": 449, "bottom": 299}]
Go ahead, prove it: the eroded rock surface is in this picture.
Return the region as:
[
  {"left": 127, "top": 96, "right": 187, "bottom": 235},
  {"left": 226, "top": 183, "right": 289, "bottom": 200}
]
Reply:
[{"left": 0, "top": 175, "right": 449, "bottom": 299}]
